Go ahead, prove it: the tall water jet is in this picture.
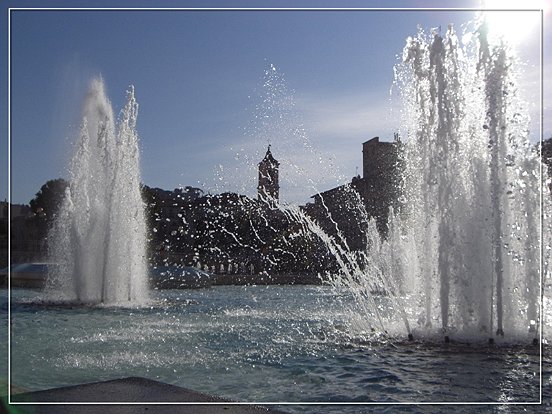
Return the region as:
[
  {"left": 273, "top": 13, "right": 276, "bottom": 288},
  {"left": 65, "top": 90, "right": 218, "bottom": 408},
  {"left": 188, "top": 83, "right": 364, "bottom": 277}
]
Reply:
[
  {"left": 394, "top": 22, "right": 545, "bottom": 341},
  {"left": 45, "top": 78, "right": 148, "bottom": 305}
]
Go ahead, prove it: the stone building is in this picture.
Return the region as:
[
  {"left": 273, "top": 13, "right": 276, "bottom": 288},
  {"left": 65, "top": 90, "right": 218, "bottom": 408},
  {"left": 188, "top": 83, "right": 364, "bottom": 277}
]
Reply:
[
  {"left": 354, "top": 136, "right": 401, "bottom": 232},
  {"left": 257, "top": 145, "right": 280, "bottom": 203},
  {"left": 305, "top": 136, "right": 401, "bottom": 248}
]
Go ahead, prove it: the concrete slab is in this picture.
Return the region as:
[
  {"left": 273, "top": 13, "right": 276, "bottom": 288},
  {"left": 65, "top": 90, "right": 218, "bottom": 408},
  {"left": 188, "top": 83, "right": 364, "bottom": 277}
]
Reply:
[{"left": 5, "top": 377, "right": 284, "bottom": 414}]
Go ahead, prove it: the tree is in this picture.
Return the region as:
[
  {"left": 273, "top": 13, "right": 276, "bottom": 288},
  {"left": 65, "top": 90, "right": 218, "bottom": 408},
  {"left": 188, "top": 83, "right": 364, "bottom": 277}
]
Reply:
[{"left": 29, "top": 178, "right": 68, "bottom": 219}]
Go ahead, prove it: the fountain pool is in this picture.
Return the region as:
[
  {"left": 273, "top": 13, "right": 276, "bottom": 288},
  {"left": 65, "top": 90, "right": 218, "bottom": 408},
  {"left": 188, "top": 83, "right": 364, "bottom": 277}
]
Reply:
[{"left": 5, "top": 286, "right": 550, "bottom": 411}]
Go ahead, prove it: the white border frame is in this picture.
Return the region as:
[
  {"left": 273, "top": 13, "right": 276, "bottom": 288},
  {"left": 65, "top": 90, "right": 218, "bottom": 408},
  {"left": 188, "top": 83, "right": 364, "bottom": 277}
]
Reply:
[{"left": 5, "top": 5, "right": 545, "bottom": 408}]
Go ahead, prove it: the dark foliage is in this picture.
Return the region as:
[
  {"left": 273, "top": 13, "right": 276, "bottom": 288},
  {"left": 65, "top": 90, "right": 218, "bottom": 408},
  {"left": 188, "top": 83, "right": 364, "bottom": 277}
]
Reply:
[
  {"left": 141, "top": 185, "right": 335, "bottom": 275},
  {"left": 29, "top": 178, "right": 68, "bottom": 219}
]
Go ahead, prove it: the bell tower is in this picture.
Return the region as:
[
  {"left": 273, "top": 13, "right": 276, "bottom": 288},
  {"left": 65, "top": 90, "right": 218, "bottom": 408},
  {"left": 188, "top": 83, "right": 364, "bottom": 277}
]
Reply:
[{"left": 257, "top": 145, "right": 280, "bottom": 203}]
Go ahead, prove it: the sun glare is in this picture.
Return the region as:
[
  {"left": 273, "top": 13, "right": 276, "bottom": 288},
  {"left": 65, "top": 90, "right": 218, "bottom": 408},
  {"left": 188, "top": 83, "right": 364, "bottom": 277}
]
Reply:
[{"left": 481, "top": 0, "right": 544, "bottom": 45}]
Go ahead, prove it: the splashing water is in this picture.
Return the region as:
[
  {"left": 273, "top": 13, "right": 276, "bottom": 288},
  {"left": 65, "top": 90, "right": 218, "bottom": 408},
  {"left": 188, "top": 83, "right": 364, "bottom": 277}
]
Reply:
[
  {"left": 208, "top": 25, "right": 549, "bottom": 344},
  {"left": 385, "top": 22, "right": 548, "bottom": 342},
  {"left": 45, "top": 78, "right": 148, "bottom": 306},
  {"left": 212, "top": 63, "right": 345, "bottom": 204}
]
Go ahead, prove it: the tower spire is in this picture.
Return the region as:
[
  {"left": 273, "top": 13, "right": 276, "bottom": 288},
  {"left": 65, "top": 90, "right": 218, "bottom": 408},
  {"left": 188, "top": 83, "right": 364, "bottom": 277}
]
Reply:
[{"left": 257, "top": 145, "right": 280, "bottom": 204}]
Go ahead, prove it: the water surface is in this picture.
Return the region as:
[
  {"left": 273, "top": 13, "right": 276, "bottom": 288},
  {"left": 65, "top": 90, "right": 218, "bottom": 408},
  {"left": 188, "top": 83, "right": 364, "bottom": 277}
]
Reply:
[{"left": 4, "top": 286, "right": 550, "bottom": 412}]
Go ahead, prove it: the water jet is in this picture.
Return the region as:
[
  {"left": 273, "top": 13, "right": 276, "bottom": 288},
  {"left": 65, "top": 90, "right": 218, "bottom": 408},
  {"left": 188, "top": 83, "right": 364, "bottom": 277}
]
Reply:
[
  {"left": 383, "top": 21, "right": 546, "bottom": 343},
  {"left": 44, "top": 78, "right": 148, "bottom": 306}
]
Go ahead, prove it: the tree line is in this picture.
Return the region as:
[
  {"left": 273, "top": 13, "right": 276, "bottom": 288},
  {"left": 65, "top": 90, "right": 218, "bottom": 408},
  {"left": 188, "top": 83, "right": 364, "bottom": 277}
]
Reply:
[
  {"left": 27, "top": 181, "right": 337, "bottom": 276},
  {"left": 25, "top": 137, "right": 552, "bottom": 275}
]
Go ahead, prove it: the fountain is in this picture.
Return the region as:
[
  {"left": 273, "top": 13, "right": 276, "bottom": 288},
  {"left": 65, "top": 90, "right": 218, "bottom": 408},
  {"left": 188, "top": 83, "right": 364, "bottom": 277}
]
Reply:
[
  {"left": 44, "top": 78, "right": 148, "bottom": 305},
  {"left": 381, "top": 22, "right": 546, "bottom": 343},
  {"left": 308, "top": 23, "right": 548, "bottom": 345},
  {"left": 207, "top": 22, "right": 549, "bottom": 345},
  {"left": 246, "top": 21, "right": 548, "bottom": 346}
]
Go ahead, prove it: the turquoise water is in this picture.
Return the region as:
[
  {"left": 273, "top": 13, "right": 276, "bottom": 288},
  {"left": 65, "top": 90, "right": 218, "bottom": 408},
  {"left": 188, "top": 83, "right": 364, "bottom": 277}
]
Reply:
[{"left": 4, "top": 286, "right": 550, "bottom": 412}]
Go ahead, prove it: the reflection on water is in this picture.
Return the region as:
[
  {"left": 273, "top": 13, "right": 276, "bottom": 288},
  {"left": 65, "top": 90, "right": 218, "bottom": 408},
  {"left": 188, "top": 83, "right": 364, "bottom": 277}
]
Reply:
[{"left": 5, "top": 286, "right": 550, "bottom": 412}]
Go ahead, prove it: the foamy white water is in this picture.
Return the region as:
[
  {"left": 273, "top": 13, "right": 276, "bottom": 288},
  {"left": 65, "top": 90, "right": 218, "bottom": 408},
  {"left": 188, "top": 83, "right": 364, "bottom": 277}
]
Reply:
[
  {"left": 388, "top": 23, "right": 547, "bottom": 341},
  {"left": 45, "top": 78, "right": 148, "bottom": 305}
]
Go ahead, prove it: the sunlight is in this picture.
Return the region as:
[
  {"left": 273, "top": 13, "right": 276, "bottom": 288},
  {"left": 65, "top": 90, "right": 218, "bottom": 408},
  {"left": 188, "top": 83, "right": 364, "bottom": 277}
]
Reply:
[{"left": 481, "top": 0, "right": 545, "bottom": 45}]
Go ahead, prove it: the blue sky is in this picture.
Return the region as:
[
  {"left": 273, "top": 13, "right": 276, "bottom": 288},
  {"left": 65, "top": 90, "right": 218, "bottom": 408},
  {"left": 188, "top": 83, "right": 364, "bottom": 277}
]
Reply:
[{"left": 2, "top": 0, "right": 549, "bottom": 205}]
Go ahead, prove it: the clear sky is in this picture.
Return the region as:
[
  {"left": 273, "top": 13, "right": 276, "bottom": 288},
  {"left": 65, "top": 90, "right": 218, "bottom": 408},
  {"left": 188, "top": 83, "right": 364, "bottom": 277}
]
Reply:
[{"left": 2, "top": 0, "right": 549, "bottom": 205}]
